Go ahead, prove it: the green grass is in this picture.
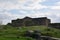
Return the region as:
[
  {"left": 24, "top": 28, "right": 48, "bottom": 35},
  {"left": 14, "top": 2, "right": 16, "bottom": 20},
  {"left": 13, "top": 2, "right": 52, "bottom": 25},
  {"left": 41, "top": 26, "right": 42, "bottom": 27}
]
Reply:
[
  {"left": 0, "top": 25, "right": 60, "bottom": 40},
  {"left": 0, "top": 36, "right": 34, "bottom": 40}
]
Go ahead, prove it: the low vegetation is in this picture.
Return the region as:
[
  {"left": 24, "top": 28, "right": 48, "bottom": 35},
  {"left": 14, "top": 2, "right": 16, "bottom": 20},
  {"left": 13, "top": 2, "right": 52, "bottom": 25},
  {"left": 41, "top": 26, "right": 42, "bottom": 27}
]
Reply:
[{"left": 0, "top": 25, "right": 60, "bottom": 40}]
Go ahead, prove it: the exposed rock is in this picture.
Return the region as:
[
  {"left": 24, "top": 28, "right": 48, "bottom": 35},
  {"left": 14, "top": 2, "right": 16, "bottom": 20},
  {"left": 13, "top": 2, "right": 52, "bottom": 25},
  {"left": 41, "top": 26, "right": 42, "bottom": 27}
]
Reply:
[
  {"left": 24, "top": 30, "right": 59, "bottom": 40},
  {"left": 24, "top": 30, "right": 34, "bottom": 37},
  {"left": 24, "top": 30, "right": 41, "bottom": 40}
]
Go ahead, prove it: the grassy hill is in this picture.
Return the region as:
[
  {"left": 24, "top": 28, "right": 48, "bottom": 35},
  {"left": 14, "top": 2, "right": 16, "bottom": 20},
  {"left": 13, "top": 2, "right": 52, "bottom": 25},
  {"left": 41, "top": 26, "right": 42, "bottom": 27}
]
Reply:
[{"left": 0, "top": 25, "right": 60, "bottom": 40}]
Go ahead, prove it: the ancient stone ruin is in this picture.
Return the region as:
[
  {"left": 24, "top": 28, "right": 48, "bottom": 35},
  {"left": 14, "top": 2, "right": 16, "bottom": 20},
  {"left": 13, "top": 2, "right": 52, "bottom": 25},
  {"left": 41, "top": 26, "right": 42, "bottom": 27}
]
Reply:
[
  {"left": 8, "top": 17, "right": 50, "bottom": 27},
  {"left": 7, "top": 16, "right": 60, "bottom": 28}
]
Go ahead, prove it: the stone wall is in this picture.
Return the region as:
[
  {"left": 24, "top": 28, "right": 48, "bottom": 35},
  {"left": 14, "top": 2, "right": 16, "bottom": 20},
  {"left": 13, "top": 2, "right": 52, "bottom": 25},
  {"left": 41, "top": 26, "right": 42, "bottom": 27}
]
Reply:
[{"left": 49, "top": 23, "right": 60, "bottom": 29}]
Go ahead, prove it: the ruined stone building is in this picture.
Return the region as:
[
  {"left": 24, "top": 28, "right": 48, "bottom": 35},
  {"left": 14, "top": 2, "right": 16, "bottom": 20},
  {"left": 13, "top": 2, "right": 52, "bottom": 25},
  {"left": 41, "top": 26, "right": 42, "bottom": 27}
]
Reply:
[
  {"left": 7, "top": 17, "right": 60, "bottom": 28},
  {"left": 8, "top": 17, "right": 50, "bottom": 27}
]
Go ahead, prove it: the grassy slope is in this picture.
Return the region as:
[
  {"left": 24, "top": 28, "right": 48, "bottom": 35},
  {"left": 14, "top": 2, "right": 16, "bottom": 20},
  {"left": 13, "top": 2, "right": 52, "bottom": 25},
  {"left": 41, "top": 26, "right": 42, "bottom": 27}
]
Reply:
[{"left": 0, "top": 25, "right": 60, "bottom": 40}]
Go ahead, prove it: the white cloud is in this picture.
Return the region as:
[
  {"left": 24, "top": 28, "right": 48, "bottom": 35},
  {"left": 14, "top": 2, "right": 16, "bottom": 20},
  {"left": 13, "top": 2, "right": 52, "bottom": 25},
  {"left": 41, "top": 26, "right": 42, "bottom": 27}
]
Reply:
[
  {"left": 0, "top": 2, "right": 20, "bottom": 10},
  {"left": 49, "top": 1, "right": 60, "bottom": 10},
  {"left": 50, "top": 6, "right": 60, "bottom": 10},
  {"left": 17, "top": 0, "right": 46, "bottom": 3},
  {"left": 18, "top": 0, "right": 47, "bottom": 10},
  {"left": 0, "top": 0, "right": 47, "bottom": 10},
  {"left": 55, "top": 2, "right": 60, "bottom": 6}
]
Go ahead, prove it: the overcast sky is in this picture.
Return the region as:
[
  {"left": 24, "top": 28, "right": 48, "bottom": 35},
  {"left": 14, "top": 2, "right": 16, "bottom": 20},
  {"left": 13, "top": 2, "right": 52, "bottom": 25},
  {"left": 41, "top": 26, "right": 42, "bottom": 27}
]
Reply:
[{"left": 0, "top": 0, "right": 60, "bottom": 24}]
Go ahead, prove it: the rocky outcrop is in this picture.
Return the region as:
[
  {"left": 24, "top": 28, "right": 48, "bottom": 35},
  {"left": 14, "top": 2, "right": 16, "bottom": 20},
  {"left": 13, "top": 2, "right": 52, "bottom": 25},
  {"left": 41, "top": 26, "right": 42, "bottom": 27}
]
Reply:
[{"left": 24, "top": 30, "right": 59, "bottom": 40}]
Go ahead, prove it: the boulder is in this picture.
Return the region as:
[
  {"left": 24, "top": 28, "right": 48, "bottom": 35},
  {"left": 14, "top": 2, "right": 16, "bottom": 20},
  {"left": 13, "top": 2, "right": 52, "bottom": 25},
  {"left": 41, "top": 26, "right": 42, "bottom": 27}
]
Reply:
[
  {"left": 24, "top": 30, "right": 34, "bottom": 37},
  {"left": 24, "top": 30, "right": 41, "bottom": 40}
]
